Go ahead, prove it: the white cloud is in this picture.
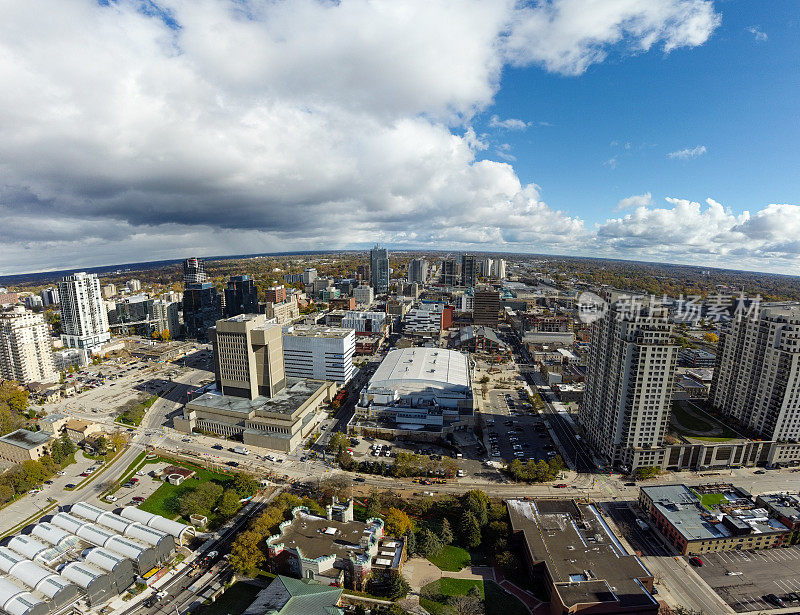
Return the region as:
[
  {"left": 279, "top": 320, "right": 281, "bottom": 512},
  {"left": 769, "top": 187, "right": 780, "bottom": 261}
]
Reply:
[
  {"left": 616, "top": 192, "right": 652, "bottom": 210},
  {"left": 667, "top": 145, "right": 708, "bottom": 160},
  {"left": 747, "top": 26, "right": 768, "bottom": 42},
  {"left": 0, "top": 0, "right": 731, "bottom": 275},
  {"left": 503, "top": 0, "right": 721, "bottom": 75},
  {"left": 489, "top": 115, "right": 530, "bottom": 130},
  {"left": 603, "top": 156, "right": 619, "bottom": 169}
]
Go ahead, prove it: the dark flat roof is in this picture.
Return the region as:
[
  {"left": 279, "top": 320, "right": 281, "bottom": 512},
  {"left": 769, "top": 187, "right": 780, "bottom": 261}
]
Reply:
[
  {"left": 508, "top": 499, "right": 656, "bottom": 611},
  {"left": 0, "top": 429, "right": 52, "bottom": 449}
]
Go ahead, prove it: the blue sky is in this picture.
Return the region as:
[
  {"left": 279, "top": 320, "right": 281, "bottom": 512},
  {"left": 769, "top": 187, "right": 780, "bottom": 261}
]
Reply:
[
  {"left": 0, "top": 0, "right": 798, "bottom": 275},
  {"left": 476, "top": 1, "right": 800, "bottom": 223},
  {"left": 478, "top": 1, "right": 799, "bottom": 228}
]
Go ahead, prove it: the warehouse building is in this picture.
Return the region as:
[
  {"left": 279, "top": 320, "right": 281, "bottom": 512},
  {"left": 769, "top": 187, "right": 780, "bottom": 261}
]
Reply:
[
  {"left": 0, "top": 577, "right": 49, "bottom": 615},
  {"left": 70, "top": 503, "right": 175, "bottom": 558},
  {"left": 56, "top": 561, "right": 113, "bottom": 605},
  {"left": 0, "top": 547, "right": 80, "bottom": 609},
  {"left": 118, "top": 506, "right": 196, "bottom": 546}
]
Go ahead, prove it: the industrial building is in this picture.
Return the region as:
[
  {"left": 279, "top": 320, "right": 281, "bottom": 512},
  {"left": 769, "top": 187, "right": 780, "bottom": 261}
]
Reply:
[
  {"left": 639, "top": 484, "right": 792, "bottom": 555},
  {"left": 0, "top": 501, "right": 192, "bottom": 611},
  {"left": 508, "top": 499, "right": 658, "bottom": 615},
  {"left": 354, "top": 347, "right": 474, "bottom": 433}
]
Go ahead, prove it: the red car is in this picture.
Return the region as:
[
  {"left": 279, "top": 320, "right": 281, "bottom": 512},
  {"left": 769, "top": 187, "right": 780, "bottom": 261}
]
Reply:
[
  {"left": 555, "top": 483, "right": 568, "bottom": 488},
  {"left": 132, "top": 496, "right": 145, "bottom": 502},
  {"left": 689, "top": 556, "right": 703, "bottom": 567}
]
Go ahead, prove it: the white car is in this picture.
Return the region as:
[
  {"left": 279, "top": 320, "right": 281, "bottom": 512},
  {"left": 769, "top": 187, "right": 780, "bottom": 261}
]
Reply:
[
  {"left": 28, "top": 489, "right": 41, "bottom": 495},
  {"left": 136, "top": 470, "right": 146, "bottom": 476},
  {"left": 105, "top": 495, "right": 118, "bottom": 502},
  {"left": 56, "top": 471, "right": 66, "bottom": 476}
]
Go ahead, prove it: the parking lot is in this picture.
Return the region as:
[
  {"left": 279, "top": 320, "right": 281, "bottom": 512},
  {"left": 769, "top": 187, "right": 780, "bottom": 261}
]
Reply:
[
  {"left": 695, "top": 547, "right": 800, "bottom": 611},
  {"left": 481, "top": 389, "right": 557, "bottom": 464}
]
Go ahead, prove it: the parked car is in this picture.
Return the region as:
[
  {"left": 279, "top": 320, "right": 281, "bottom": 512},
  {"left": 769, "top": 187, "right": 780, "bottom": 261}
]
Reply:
[
  {"left": 65, "top": 483, "right": 77, "bottom": 489},
  {"left": 689, "top": 556, "right": 703, "bottom": 567},
  {"left": 554, "top": 483, "right": 568, "bottom": 488},
  {"left": 764, "top": 594, "right": 785, "bottom": 607},
  {"left": 105, "top": 495, "right": 117, "bottom": 502},
  {"left": 132, "top": 496, "right": 146, "bottom": 502},
  {"left": 56, "top": 471, "right": 66, "bottom": 476}
]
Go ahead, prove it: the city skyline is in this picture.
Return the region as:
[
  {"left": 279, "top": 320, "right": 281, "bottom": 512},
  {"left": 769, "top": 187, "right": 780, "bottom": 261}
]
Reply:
[{"left": 0, "top": 1, "right": 798, "bottom": 276}]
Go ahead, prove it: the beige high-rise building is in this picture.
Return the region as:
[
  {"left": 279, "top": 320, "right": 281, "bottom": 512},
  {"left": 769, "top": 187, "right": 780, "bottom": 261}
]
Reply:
[
  {"left": 578, "top": 303, "right": 678, "bottom": 470},
  {"left": 711, "top": 303, "right": 800, "bottom": 441},
  {"left": 0, "top": 306, "right": 58, "bottom": 384},
  {"left": 211, "top": 314, "right": 286, "bottom": 400},
  {"left": 102, "top": 284, "right": 116, "bottom": 299}
]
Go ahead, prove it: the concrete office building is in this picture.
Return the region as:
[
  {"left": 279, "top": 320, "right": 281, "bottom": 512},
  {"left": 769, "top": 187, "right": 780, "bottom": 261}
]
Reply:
[
  {"left": 407, "top": 258, "right": 428, "bottom": 284},
  {"left": 579, "top": 303, "right": 678, "bottom": 470},
  {"left": 341, "top": 311, "right": 386, "bottom": 333},
  {"left": 460, "top": 254, "right": 477, "bottom": 287},
  {"left": 126, "top": 279, "right": 141, "bottom": 293},
  {"left": 508, "top": 499, "right": 657, "bottom": 615},
  {"left": 0, "top": 307, "right": 58, "bottom": 385},
  {"left": 40, "top": 288, "right": 59, "bottom": 307},
  {"left": 711, "top": 303, "right": 800, "bottom": 442},
  {"left": 211, "top": 314, "right": 286, "bottom": 400},
  {"left": 0, "top": 429, "right": 52, "bottom": 464},
  {"left": 265, "top": 299, "right": 300, "bottom": 325},
  {"left": 473, "top": 288, "right": 500, "bottom": 327},
  {"left": 369, "top": 245, "right": 389, "bottom": 295},
  {"left": 355, "top": 347, "right": 474, "bottom": 432},
  {"left": 177, "top": 378, "right": 335, "bottom": 452},
  {"left": 57, "top": 273, "right": 110, "bottom": 351},
  {"left": 101, "top": 284, "right": 116, "bottom": 300},
  {"left": 282, "top": 325, "right": 355, "bottom": 384},
  {"left": 302, "top": 268, "right": 317, "bottom": 286},
  {"left": 353, "top": 285, "right": 374, "bottom": 306},
  {"left": 224, "top": 275, "right": 259, "bottom": 317}
]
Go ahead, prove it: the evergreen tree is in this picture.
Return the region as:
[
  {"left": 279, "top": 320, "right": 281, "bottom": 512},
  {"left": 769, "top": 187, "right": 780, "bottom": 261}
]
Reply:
[{"left": 459, "top": 511, "right": 482, "bottom": 549}]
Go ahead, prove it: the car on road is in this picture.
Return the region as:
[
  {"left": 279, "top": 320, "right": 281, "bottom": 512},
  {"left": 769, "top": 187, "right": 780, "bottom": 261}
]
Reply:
[
  {"left": 44, "top": 480, "right": 54, "bottom": 485},
  {"left": 354, "top": 477, "right": 366, "bottom": 483},
  {"left": 28, "top": 488, "right": 41, "bottom": 495},
  {"left": 212, "top": 444, "right": 223, "bottom": 450},
  {"left": 754, "top": 470, "right": 766, "bottom": 474},
  {"left": 689, "top": 556, "right": 703, "bottom": 567},
  {"left": 624, "top": 482, "right": 636, "bottom": 486},
  {"left": 56, "top": 471, "right": 66, "bottom": 476},
  {"left": 554, "top": 483, "right": 567, "bottom": 488}
]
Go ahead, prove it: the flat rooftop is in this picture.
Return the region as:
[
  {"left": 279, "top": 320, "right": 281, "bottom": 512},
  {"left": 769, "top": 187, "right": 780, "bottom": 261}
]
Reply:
[
  {"left": 642, "top": 484, "right": 788, "bottom": 541},
  {"left": 188, "top": 378, "right": 327, "bottom": 417},
  {"left": 282, "top": 325, "right": 353, "bottom": 339},
  {"left": 0, "top": 429, "right": 52, "bottom": 449},
  {"left": 508, "top": 499, "right": 656, "bottom": 611},
  {"left": 369, "top": 347, "right": 470, "bottom": 391},
  {"left": 269, "top": 510, "right": 381, "bottom": 561}
]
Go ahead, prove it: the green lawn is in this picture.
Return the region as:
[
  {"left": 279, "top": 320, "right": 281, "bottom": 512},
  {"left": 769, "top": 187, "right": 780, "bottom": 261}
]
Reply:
[
  {"left": 193, "top": 582, "right": 261, "bottom": 615},
  {"left": 693, "top": 490, "right": 728, "bottom": 510},
  {"left": 671, "top": 402, "right": 739, "bottom": 440},
  {"left": 420, "top": 579, "right": 527, "bottom": 615},
  {"left": 428, "top": 545, "right": 472, "bottom": 572},
  {"left": 139, "top": 460, "right": 233, "bottom": 523}
]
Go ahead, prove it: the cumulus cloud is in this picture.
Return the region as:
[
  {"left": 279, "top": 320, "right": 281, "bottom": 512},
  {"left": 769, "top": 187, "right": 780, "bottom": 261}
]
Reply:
[
  {"left": 667, "top": 145, "right": 708, "bottom": 160},
  {"left": 616, "top": 192, "right": 652, "bottom": 210},
  {"left": 0, "top": 0, "right": 727, "bottom": 274},
  {"left": 489, "top": 115, "right": 530, "bottom": 130},
  {"left": 747, "top": 26, "right": 768, "bottom": 42},
  {"left": 595, "top": 198, "right": 800, "bottom": 271}
]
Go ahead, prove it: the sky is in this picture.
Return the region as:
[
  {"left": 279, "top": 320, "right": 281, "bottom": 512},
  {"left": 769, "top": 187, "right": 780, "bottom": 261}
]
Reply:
[{"left": 0, "top": 0, "right": 798, "bottom": 275}]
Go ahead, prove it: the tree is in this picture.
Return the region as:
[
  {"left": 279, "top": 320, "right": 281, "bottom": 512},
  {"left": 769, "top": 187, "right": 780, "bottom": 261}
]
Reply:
[
  {"left": 459, "top": 511, "right": 482, "bottom": 549},
  {"left": 320, "top": 474, "right": 352, "bottom": 503},
  {"left": 461, "top": 490, "right": 490, "bottom": 527},
  {"left": 218, "top": 489, "right": 242, "bottom": 517},
  {"left": 107, "top": 431, "right": 128, "bottom": 453},
  {"left": 0, "top": 382, "right": 29, "bottom": 414},
  {"left": 366, "top": 569, "right": 410, "bottom": 600},
  {"left": 229, "top": 529, "right": 265, "bottom": 574},
  {"left": 327, "top": 432, "right": 350, "bottom": 455},
  {"left": 179, "top": 482, "right": 224, "bottom": 517},
  {"left": 703, "top": 332, "right": 719, "bottom": 344},
  {"left": 365, "top": 490, "right": 382, "bottom": 518},
  {"left": 50, "top": 433, "right": 76, "bottom": 465},
  {"left": 449, "top": 595, "right": 485, "bottom": 615},
  {"left": 337, "top": 449, "right": 356, "bottom": 471},
  {"left": 440, "top": 518, "right": 454, "bottom": 545},
  {"left": 405, "top": 529, "right": 417, "bottom": 556},
  {"left": 94, "top": 436, "right": 109, "bottom": 455},
  {"left": 232, "top": 472, "right": 259, "bottom": 498},
  {"left": 415, "top": 528, "right": 443, "bottom": 558},
  {"left": 384, "top": 507, "right": 412, "bottom": 537},
  {"left": 0, "top": 409, "right": 25, "bottom": 437}
]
